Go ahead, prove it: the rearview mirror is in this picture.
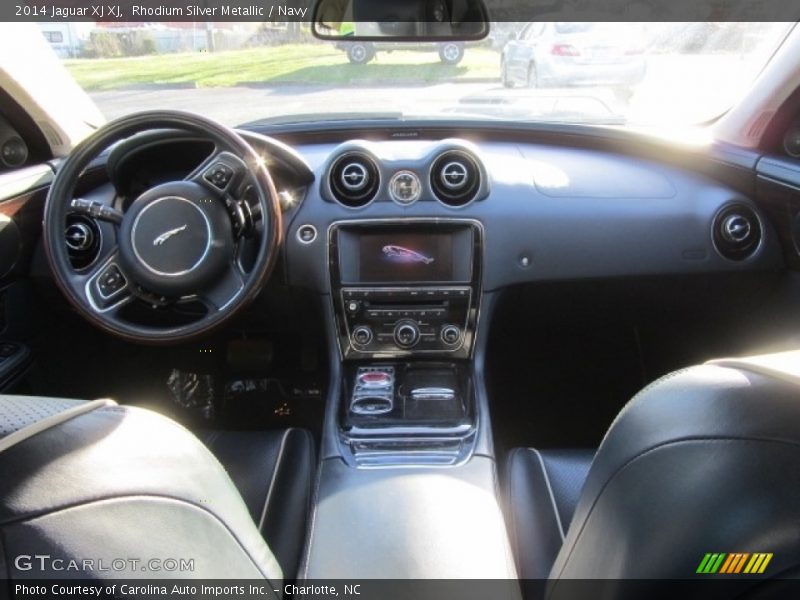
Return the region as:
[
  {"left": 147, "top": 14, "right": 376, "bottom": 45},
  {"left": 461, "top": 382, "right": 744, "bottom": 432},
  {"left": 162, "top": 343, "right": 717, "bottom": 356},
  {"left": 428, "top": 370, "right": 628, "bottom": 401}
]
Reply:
[{"left": 312, "top": 0, "right": 490, "bottom": 41}]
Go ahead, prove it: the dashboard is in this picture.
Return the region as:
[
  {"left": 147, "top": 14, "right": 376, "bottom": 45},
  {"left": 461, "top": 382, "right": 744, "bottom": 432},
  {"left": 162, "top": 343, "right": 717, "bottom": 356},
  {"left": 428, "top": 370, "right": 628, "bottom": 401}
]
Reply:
[
  {"left": 281, "top": 131, "right": 779, "bottom": 290},
  {"left": 2, "top": 119, "right": 788, "bottom": 354},
  {"left": 256, "top": 127, "right": 779, "bottom": 357}
]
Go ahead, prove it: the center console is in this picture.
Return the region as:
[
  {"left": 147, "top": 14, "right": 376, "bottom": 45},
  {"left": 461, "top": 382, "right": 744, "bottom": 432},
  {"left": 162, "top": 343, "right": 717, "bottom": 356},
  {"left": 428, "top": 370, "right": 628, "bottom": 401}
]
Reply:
[
  {"left": 328, "top": 219, "right": 483, "bottom": 466},
  {"left": 303, "top": 219, "right": 517, "bottom": 583}
]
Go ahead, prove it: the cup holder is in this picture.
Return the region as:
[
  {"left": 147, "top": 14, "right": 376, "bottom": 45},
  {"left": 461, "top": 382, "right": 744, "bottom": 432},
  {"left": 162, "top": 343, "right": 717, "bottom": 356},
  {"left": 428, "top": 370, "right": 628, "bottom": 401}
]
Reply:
[{"left": 351, "top": 395, "right": 394, "bottom": 415}]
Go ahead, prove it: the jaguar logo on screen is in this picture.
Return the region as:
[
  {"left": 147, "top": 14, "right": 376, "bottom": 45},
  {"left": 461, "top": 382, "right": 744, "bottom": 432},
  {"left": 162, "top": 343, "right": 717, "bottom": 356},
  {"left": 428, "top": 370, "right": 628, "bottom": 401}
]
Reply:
[{"left": 382, "top": 245, "right": 435, "bottom": 265}]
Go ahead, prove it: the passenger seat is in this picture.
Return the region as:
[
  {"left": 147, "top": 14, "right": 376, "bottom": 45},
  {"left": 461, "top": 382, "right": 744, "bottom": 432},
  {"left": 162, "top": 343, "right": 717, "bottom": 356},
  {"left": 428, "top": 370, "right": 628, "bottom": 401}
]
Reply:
[{"left": 504, "top": 352, "right": 800, "bottom": 595}]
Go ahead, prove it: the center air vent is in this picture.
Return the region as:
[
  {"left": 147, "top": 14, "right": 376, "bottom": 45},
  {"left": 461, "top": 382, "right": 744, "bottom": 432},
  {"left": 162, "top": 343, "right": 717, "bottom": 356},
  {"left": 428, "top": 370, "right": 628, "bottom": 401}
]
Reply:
[
  {"left": 430, "top": 150, "right": 481, "bottom": 207},
  {"left": 712, "top": 204, "right": 761, "bottom": 260},
  {"left": 329, "top": 152, "right": 380, "bottom": 208},
  {"left": 65, "top": 214, "right": 101, "bottom": 270}
]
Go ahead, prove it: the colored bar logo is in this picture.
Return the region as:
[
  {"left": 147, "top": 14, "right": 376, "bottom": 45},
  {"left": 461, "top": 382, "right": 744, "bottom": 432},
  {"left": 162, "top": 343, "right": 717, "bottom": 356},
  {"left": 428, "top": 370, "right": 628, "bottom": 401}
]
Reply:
[{"left": 696, "top": 553, "right": 773, "bottom": 574}]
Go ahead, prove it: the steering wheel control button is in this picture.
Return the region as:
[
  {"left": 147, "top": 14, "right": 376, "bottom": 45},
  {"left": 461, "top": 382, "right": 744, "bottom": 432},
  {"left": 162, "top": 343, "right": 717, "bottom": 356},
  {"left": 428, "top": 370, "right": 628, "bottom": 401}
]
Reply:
[
  {"left": 204, "top": 163, "right": 234, "bottom": 189},
  {"left": 297, "top": 224, "right": 318, "bottom": 244},
  {"left": 441, "top": 324, "right": 462, "bottom": 346},
  {"left": 352, "top": 325, "right": 373, "bottom": 346},
  {"left": 70, "top": 198, "right": 123, "bottom": 225},
  {"left": 97, "top": 264, "right": 127, "bottom": 299}
]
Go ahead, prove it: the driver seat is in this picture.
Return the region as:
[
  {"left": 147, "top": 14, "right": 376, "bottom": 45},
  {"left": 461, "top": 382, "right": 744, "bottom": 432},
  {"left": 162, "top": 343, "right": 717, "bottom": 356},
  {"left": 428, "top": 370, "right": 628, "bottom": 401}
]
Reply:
[{"left": 0, "top": 395, "right": 314, "bottom": 582}]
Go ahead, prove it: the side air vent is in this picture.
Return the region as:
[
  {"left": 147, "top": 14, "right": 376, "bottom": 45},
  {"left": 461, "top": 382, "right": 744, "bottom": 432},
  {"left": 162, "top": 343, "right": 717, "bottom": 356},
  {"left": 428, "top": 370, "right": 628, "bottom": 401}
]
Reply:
[
  {"left": 329, "top": 152, "right": 380, "bottom": 208},
  {"left": 430, "top": 150, "right": 481, "bottom": 207},
  {"left": 65, "top": 214, "right": 101, "bottom": 270},
  {"left": 713, "top": 204, "right": 761, "bottom": 261}
]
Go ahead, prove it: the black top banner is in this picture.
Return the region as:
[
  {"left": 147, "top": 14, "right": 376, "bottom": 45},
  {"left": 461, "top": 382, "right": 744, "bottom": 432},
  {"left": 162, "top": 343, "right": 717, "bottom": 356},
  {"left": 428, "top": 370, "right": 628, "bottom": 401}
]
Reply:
[{"left": 5, "top": 0, "right": 800, "bottom": 23}]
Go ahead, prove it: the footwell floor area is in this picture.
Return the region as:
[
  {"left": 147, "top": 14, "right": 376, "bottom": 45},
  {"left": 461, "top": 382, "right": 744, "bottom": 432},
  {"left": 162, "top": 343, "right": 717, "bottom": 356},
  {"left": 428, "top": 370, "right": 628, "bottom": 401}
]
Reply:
[
  {"left": 485, "top": 277, "right": 777, "bottom": 458},
  {"left": 22, "top": 312, "right": 327, "bottom": 436}
]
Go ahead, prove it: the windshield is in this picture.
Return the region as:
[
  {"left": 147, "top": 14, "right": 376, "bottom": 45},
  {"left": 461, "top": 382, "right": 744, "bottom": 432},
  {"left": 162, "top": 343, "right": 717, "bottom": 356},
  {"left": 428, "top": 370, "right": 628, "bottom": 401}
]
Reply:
[{"left": 34, "top": 21, "right": 795, "bottom": 128}]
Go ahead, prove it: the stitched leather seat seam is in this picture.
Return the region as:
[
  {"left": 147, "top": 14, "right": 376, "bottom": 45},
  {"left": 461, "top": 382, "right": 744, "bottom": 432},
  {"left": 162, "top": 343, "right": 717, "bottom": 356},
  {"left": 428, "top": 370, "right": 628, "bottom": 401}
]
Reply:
[
  {"left": 0, "top": 399, "right": 116, "bottom": 453},
  {"left": 290, "top": 428, "right": 316, "bottom": 579},
  {"left": 505, "top": 448, "right": 523, "bottom": 574},
  {"left": 257, "top": 428, "right": 291, "bottom": 531},
  {"left": 528, "top": 448, "right": 566, "bottom": 540}
]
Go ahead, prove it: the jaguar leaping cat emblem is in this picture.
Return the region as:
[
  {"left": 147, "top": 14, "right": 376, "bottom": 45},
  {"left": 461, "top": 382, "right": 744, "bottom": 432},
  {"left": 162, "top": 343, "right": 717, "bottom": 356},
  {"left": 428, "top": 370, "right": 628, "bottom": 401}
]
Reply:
[{"left": 153, "top": 224, "right": 188, "bottom": 246}]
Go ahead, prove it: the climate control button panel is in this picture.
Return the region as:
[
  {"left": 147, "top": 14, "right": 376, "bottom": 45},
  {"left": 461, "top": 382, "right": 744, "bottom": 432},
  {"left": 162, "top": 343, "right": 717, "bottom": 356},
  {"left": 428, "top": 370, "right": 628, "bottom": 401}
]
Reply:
[{"left": 338, "top": 287, "right": 473, "bottom": 357}]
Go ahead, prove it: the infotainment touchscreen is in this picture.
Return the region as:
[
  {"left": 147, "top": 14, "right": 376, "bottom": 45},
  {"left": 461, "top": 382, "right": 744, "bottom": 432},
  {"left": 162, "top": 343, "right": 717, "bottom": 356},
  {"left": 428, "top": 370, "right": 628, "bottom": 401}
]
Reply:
[
  {"left": 357, "top": 233, "right": 454, "bottom": 283},
  {"left": 335, "top": 224, "right": 475, "bottom": 285}
]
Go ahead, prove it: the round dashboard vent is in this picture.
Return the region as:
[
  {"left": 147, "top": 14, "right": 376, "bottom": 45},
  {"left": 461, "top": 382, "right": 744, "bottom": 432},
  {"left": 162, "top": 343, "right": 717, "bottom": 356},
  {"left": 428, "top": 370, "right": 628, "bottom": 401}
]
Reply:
[
  {"left": 65, "top": 214, "right": 101, "bottom": 270},
  {"left": 329, "top": 152, "right": 380, "bottom": 208},
  {"left": 713, "top": 204, "right": 761, "bottom": 260},
  {"left": 430, "top": 150, "right": 481, "bottom": 207}
]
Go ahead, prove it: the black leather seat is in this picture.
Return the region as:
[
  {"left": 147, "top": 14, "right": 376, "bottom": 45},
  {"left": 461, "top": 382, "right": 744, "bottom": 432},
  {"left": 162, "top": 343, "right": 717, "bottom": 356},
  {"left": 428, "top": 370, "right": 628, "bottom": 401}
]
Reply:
[
  {"left": 505, "top": 352, "right": 800, "bottom": 595},
  {"left": 0, "top": 395, "right": 314, "bottom": 581},
  {"left": 505, "top": 448, "right": 594, "bottom": 581},
  {"left": 199, "top": 429, "right": 315, "bottom": 578}
]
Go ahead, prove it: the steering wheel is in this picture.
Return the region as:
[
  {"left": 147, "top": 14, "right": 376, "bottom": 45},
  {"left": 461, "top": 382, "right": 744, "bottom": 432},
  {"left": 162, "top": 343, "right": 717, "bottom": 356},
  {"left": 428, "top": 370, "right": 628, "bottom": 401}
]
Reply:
[{"left": 43, "top": 111, "right": 282, "bottom": 344}]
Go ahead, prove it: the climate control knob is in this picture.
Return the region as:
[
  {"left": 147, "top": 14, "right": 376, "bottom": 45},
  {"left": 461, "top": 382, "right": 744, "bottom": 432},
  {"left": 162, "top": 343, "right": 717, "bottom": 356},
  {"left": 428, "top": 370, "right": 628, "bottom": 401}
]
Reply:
[
  {"left": 352, "top": 325, "right": 373, "bottom": 346},
  {"left": 441, "top": 324, "right": 462, "bottom": 346},
  {"left": 393, "top": 320, "right": 420, "bottom": 348}
]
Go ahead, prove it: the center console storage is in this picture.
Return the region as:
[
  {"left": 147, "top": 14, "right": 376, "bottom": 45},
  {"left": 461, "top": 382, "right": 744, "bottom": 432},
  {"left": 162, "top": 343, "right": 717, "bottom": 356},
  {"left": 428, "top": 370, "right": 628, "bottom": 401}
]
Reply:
[
  {"left": 341, "top": 361, "right": 475, "bottom": 466},
  {"left": 303, "top": 456, "right": 519, "bottom": 581},
  {"left": 346, "top": 362, "right": 471, "bottom": 426}
]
